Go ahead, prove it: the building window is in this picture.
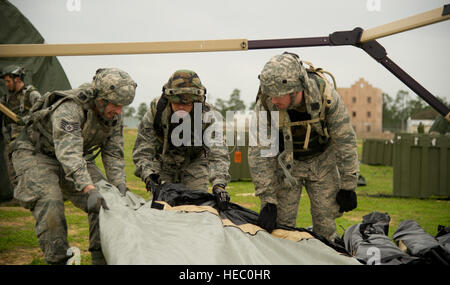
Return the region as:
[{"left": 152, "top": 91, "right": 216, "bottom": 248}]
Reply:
[
  {"left": 367, "top": 125, "right": 371, "bottom": 132},
  {"left": 352, "top": 111, "right": 356, "bottom": 118},
  {"left": 368, "top": 97, "right": 371, "bottom": 103},
  {"left": 367, "top": 111, "right": 371, "bottom": 118},
  {"left": 352, "top": 97, "right": 356, "bottom": 103}
]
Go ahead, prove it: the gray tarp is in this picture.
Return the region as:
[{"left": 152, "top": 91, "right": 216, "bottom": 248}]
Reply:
[
  {"left": 97, "top": 180, "right": 361, "bottom": 265},
  {"left": 393, "top": 220, "right": 450, "bottom": 264},
  {"left": 343, "top": 212, "right": 420, "bottom": 265}
]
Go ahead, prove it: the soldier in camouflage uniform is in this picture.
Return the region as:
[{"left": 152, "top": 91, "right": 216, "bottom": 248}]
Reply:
[
  {"left": 1, "top": 65, "right": 41, "bottom": 189},
  {"left": 132, "top": 70, "right": 231, "bottom": 210},
  {"left": 248, "top": 52, "right": 359, "bottom": 241},
  {"left": 10, "top": 68, "right": 136, "bottom": 264}
]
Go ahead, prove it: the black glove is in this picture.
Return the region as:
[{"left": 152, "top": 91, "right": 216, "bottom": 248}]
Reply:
[
  {"left": 336, "top": 189, "right": 357, "bottom": 212},
  {"left": 212, "top": 184, "right": 230, "bottom": 211},
  {"left": 117, "top": 184, "right": 129, "bottom": 196},
  {"left": 145, "top": 173, "right": 161, "bottom": 192},
  {"left": 257, "top": 203, "right": 277, "bottom": 233},
  {"left": 86, "top": 188, "right": 109, "bottom": 214}
]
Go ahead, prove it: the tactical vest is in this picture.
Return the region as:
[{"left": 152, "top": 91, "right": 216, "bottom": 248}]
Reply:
[
  {"left": 2, "top": 85, "right": 38, "bottom": 140},
  {"left": 4, "top": 85, "right": 37, "bottom": 117},
  {"left": 256, "top": 64, "right": 336, "bottom": 187},
  {"left": 24, "top": 86, "right": 118, "bottom": 159},
  {"left": 152, "top": 95, "right": 211, "bottom": 167}
]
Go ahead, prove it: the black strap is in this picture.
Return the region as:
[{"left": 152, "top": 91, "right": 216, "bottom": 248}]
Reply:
[{"left": 154, "top": 95, "right": 168, "bottom": 137}]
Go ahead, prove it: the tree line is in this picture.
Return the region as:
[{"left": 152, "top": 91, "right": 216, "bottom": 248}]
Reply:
[{"left": 382, "top": 90, "right": 449, "bottom": 132}]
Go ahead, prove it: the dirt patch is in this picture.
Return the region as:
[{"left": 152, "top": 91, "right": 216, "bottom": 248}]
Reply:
[
  {"left": 0, "top": 244, "right": 91, "bottom": 265},
  {"left": 235, "top": 202, "right": 257, "bottom": 209},
  {"left": 124, "top": 128, "right": 137, "bottom": 136},
  {"left": 236, "top": 193, "right": 255, "bottom": 197},
  {"left": 68, "top": 227, "right": 86, "bottom": 237},
  {"left": 344, "top": 215, "right": 362, "bottom": 222},
  {"left": 64, "top": 206, "right": 87, "bottom": 216},
  {"left": 0, "top": 216, "right": 34, "bottom": 228},
  {"left": 0, "top": 247, "right": 43, "bottom": 265},
  {"left": 0, "top": 206, "right": 29, "bottom": 212}
]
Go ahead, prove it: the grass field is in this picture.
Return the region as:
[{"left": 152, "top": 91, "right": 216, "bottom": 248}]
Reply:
[{"left": 0, "top": 129, "right": 449, "bottom": 265}]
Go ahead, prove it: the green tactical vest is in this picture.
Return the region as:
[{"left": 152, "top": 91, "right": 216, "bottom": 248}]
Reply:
[
  {"left": 257, "top": 69, "right": 335, "bottom": 187},
  {"left": 152, "top": 95, "right": 212, "bottom": 159},
  {"left": 25, "top": 85, "right": 118, "bottom": 159}
]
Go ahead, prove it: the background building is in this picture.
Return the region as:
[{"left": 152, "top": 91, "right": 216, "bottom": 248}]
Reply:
[{"left": 338, "top": 78, "right": 383, "bottom": 138}]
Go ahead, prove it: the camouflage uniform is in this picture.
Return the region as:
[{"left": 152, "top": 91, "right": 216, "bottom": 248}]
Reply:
[
  {"left": 1, "top": 67, "right": 41, "bottom": 189},
  {"left": 133, "top": 70, "right": 230, "bottom": 192},
  {"left": 248, "top": 53, "right": 359, "bottom": 241},
  {"left": 10, "top": 68, "right": 136, "bottom": 264}
]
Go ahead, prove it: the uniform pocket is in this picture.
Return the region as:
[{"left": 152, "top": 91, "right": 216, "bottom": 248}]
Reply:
[
  {"left": 12, "top": 149, "right": 37, "bottom": 174},
  {"left": 12, "top": 150, "right": 42, "bottom": 209},
  {"left": 309, "top": 147, "right": 337, "bottom": 181},
  {"left": 183, "top": 161, "right": 209, "bottom": 180},
  {"left": 14, "top": 167, "right": 41, "bottom": 210}
]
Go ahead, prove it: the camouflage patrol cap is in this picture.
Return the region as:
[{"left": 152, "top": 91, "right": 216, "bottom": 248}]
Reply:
[
  {"left": 163, "top": 70, "right": 206, "bottom": 104},
  {"left": 258, "top": 52, "right": 305, "bottom": 98},
  {"left": 92, "top": 68, "right": 137, "bottom": 106}
]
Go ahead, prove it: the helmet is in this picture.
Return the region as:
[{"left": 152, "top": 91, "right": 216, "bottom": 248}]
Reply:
[
  {"left": 92, "top": 68, "right": 137, "bottom": 106},
  {"left": 163, "top": 70, "right": 206, "bottom": 104},
  {"left": 258, "top": 52, "right": 305, "bottom": 98},
  {"left": 1, "top": 65, "right": 25, "bottom": 80}
]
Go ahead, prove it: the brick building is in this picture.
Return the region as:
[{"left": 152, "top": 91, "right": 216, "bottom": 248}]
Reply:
[{"left": 337, "top": 78, "right": 383, "bottom": 138}]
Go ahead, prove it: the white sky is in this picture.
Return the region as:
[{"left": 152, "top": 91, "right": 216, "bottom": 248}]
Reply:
[{"left": 9, "top": 0, "right": 450, "bottom": 110}]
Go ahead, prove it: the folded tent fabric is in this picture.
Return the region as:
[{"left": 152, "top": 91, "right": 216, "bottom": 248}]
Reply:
[
  {"left": 97, "top": 180, "right": 361, "bottom": 265},
  {"left": 393, "top": 220, "right": 450, "bottom": 265},
  {"left": 435, "top": 225, "right": 450, "bottom": 253},
  {"left": 343, "top": 212, "right": 420, "bottom": 265}
]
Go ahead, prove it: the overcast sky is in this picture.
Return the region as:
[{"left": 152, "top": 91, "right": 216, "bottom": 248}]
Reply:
[{"left": 9, "top": 0, "right": 450, "bottom": 110}]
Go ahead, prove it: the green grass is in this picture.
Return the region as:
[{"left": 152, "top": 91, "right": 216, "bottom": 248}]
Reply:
[{"left": 0, "top": 131, "right": 449, "bottom": 264}]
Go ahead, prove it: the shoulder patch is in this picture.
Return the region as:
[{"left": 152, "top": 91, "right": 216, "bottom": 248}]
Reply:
[{"left": 60, "top": 119, "right": 80, "bottom": 133}]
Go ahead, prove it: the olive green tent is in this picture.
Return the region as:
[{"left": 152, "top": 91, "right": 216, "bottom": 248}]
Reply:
[{"left": 0, "top": 0, "right": 72, "bottom": 202}]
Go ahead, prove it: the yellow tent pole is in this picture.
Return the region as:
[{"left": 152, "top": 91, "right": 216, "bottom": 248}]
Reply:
[
  {"left": 360, "top": 6, "right": 450, "bottom": 42},
  {"left": 0, "top": 102, "right": 18, "bottom": 123},
  {"left": 0, "top": 39, "right": 248, "bottom": 57}
]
